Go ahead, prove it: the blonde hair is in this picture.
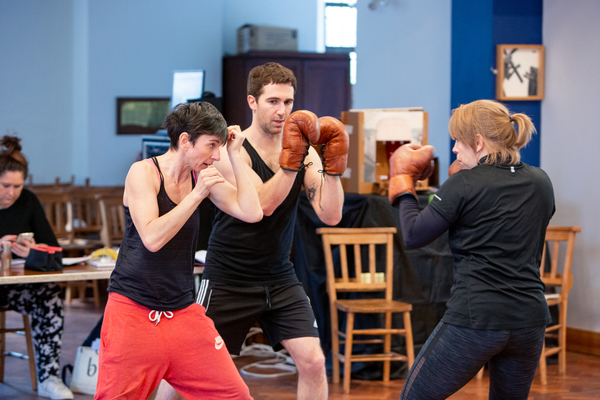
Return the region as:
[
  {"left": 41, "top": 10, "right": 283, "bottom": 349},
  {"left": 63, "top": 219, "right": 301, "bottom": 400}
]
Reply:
[{"left": 448, "top": 99, "right": 536, "bottom": 165}]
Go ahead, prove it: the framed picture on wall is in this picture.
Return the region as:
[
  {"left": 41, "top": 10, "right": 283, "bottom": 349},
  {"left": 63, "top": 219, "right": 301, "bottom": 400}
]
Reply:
[
  {"left": 496, "top": 44, "right": 544, "bottom": 101},
  {"left": 116, "top": 97, "right": 171, "bottom": 134}
]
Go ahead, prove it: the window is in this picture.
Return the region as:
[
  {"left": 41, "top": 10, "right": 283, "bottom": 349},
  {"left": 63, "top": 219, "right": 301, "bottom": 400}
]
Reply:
[{"left": 324, "top": 0, "right": 357, "bottom": 84}]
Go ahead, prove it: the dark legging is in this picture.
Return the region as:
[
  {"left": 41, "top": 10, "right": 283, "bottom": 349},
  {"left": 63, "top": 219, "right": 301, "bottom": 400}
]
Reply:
[{"left": 400, "top": 321, "right": 546, "bottom": 400}]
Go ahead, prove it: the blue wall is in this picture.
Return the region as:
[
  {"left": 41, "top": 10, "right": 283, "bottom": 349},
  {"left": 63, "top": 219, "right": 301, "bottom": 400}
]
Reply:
[{"left": 451, "top": 0, "right": 543, "bottom": 166}]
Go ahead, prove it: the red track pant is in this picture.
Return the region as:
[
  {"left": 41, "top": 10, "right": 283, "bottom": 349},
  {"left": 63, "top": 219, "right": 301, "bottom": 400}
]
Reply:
[{"left": 95, "top": 292, "right": 252, "bottom": 400}]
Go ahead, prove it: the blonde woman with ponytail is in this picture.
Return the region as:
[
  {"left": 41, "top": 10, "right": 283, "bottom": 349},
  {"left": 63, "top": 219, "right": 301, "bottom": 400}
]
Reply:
[{"left": 389, "top": 100, "right": 555, "bottom": 400}]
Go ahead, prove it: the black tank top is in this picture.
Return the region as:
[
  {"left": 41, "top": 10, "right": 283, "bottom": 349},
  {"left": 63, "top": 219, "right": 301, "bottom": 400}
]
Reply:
[
  {"left": 108, "top": 158, "right": 199, "bottom": 311},
  {"left": 203, "top": 140, "right": 305, "bottom": 286}
]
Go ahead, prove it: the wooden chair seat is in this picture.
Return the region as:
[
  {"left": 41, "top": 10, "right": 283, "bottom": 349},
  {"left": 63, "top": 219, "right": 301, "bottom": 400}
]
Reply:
[{"left": 336, "top": 299, "right": 412, "bottom": 314}]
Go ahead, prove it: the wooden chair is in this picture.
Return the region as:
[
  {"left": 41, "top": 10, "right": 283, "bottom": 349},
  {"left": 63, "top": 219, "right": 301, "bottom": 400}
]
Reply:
[
  {"left": 317, "top": 227, "right": 414, "bottom": 394},
  {"left": 70, "top": 185, "right": 124, "bottom": 244},
  {"left": 97, "top": 193, "right": 126, "bottom": 249},
  {"left": 538, "top": 225, "right": 580, "bottom": 385},
  {"left": 71, "top": 187, "right": 105, "bottom": 244},
  {"left": 66, "top": 187, "right": 123, "bottom": 307},
  {"left": 26, "top": 175, "right": 74, "bottom": 191},
  {"left": 0, "top": 309, "right": 37, "bottom": 390},
  {"left": 475, "top": 225, "right": 581, "bottom": 384},
  {"left": 35, "top": 191, "right": 75, "bottom": 244},
  {"left": 35, "top": 189, "right": 101, "bottom": 306}
]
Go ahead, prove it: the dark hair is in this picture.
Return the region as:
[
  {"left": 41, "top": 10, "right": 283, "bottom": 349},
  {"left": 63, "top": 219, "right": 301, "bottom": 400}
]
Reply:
[
  {"left": 449, "top": 99, "right": 536, "bottom": 165},
  {"left": 247, "top": 62, "right": 297, "bottom": 100},
  {"left": 163, "top": 102, "right": 228, "bottom": 149},
  {"left": 0, "top": 135, "right": 28, "bottom": 179}
]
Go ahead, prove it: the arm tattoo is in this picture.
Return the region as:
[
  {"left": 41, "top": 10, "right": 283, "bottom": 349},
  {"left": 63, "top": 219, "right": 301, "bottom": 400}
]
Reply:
[{"left": 307, "top": 184, "right": 317, "bottom": 203}]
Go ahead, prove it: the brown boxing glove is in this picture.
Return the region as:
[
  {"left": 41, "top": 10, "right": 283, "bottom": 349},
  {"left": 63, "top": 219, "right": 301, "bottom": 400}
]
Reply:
[
  {"left": 388, "top": 144, "right": 435, "bottom": 204},
  {"left": 314, "top": 116, "right": 349, "bottom": 176},
  {"left": 280, "top": 110, "right": 320, "bottom": 172},
  {"left": 448, "top": 160, "right": 463, "bottom": 177}
]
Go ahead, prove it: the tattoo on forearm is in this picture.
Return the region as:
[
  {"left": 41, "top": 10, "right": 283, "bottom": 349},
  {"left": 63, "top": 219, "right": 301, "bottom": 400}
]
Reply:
[{"left": 307, "top": 184, "right": 317, "bottom": 203}]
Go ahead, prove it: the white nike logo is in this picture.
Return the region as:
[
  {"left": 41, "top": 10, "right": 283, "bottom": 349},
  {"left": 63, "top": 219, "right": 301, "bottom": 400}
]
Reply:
[{"left": 215, "top": 335, "right": 224, "bottom": 350}]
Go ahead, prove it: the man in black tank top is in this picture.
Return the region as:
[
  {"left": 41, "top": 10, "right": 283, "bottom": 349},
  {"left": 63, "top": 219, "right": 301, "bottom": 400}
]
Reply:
[{"left": 162, "top": 63, "right": 345, "bottom": 400}]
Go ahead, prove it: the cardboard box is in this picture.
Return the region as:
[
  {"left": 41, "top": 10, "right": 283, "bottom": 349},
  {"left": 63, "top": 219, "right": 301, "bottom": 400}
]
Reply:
[
  {"left": 340, "top": 108, "right": 429, "bottom": 195},
  {"left": 237, "top": 24, "right": 298, "bottom": 53}
]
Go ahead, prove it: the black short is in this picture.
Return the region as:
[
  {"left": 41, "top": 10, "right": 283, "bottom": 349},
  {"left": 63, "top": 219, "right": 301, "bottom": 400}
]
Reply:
[{"left": 196, "top": 279, "right": 319, "bottom": 355}]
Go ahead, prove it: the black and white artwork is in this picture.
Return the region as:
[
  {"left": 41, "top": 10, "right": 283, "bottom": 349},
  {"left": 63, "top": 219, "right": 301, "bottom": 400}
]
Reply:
[{"left": 497, "top": 45, "right": 544, "bottom": 101}]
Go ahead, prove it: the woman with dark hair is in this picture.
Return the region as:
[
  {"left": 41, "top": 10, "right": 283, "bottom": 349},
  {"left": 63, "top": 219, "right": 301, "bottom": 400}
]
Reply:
[
  {"left": 389, "top": 99, "right": 555, "bottom": 400},
  {"left": 0, "top": 135, "right": 74, "bottom": 399},
  {"left": 95, "top": 102, "right": 261, "bottom": 399}
]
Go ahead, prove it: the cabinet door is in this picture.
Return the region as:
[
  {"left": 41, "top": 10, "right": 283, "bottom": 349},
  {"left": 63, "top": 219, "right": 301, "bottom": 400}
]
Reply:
[
  {"left": 302, "top": 59, "right": 351, "bottom": 119},
  {"left": 222, "top": 56, "right": 251, "bottom": 127},
  {"left": 223, "top": 52, "right": 351, "bottom": 127}
]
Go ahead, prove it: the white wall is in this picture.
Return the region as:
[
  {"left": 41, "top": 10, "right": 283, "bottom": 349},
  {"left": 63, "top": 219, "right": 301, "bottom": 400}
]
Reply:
[
  {"left": 542, "top": 0, "right": 600, "bottom": 332},
  {"left": 354, "top": 0, "right": 452, "bottom": 177}
]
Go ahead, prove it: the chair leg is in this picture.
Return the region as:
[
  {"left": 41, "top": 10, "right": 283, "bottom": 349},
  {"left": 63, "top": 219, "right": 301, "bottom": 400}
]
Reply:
[
  {"left": 77, "top": 281, "right": 87, "bottom": 302},
  {"left": 0, "top": 312, "right": 37, "bottom": 390},
  {"left": 65, "top": 282, "right": 73, "bottom": 304},
  {"left": 0, "top": 312, "right": 5, "bottom": 383},
  {"left": 558, "top": 310, "right": 567, "bottom": 376},
  {"left": 332, "top": 333, "right": 340, "bottom": 384},
  {"left": 383, "top": 312, "right": 392, "bottom": 384},
  {"left": 92, "top": 280, "right": 101, "bottom": 308},
  {"left": 403, "top": 311, "right": 415, "bottom": 368},
  {"left": 343, "top": 312, "right": 355, "bottom": 394},
  {"left": 23, "top": 315, "right": 38, "bottom": 391},
  {"left": 539, "top": 340, "right": 548, "bottom": 385}
]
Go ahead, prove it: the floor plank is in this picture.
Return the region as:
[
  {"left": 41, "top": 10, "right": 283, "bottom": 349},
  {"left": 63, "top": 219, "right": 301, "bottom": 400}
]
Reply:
[{"left": 2, "top": 303, "right": 600, "bottom": 399}]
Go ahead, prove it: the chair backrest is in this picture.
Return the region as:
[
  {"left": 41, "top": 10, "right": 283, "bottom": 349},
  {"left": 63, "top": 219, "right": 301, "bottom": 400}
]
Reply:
[
  {"left": 70, "top": 187, "right": 103, "bottom": 238},
  {"left": 26, "top": 175, "right": 75, "bottom": 191},
  {"left": 540, "top": 226, "right": 581, "bottom": 300},
  {"left": 97, "top": 193, "right": 126, "bottom": 248},
  {"left": 71, "top": 186, "right": 125, "bottom": 239},
  {"left": 317, "top": 227, "right": 397, "bottom": 301},
  {"left": 35, "top": 191, "right": 75, "bottom": 243}
]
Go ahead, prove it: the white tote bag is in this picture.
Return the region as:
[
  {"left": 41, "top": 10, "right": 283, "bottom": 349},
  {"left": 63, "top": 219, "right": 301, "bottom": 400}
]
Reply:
[{"left": 70, "top": 346, "right": 99, "bottom": 395}]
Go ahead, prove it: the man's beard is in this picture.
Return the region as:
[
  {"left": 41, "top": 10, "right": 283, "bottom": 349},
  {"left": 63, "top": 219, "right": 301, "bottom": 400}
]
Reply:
[{"left": 260, "top": 119, "right": 283, "bottom": 136}]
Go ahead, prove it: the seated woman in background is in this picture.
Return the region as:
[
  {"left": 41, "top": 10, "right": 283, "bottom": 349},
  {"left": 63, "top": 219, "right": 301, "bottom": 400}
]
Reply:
[{"left": 0, "top": 135, "right": 73, "bottom": 399}]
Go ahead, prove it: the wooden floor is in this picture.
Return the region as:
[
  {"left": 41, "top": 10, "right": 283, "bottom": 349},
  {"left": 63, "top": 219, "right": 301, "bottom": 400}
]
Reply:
[{"left": 2, "top": 302, "right": 600, "bottom": 399}]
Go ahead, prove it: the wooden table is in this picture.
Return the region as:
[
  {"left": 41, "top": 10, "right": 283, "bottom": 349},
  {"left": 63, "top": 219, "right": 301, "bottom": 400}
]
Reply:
[
  {"left": 1, "top": 264, "right": 203, "bottom": 288},
  {"left": 0, "top": 264, "right": 113, "bottom": 285}
]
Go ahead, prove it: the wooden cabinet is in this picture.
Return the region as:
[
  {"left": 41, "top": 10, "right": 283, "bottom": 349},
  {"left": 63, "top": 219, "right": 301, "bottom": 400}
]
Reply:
[{"left": 222, "top": 51, "right": 351, "bottom": 127}]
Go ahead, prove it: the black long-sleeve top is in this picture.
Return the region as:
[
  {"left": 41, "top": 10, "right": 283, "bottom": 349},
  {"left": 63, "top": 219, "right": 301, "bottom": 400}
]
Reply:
[{"left": 0, "top": 188, "right": 59, "bottom": 247}]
